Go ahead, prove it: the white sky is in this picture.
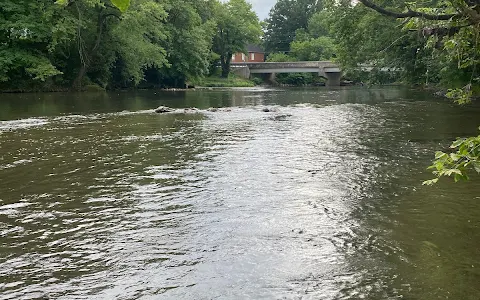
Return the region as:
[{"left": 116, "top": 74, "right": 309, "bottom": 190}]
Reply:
[
  {"left": 221, "top": 0, "right": 277, "bottom": 20},
  {"left": 248, "top": 0, "right": 277, "bottom": 20}
]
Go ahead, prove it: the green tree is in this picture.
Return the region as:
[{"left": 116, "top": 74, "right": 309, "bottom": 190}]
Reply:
[
  {"left": 56, "top": 0, "right": 130, "bottom": 12},
  {"left": 151, "top": 0, "right": 215, "bottom": 87},
  {"left": 289, "top": 36, "right": 336, "bottom": 61},
  {"left": 109, "top": 0, "right": 169, "bottom": 87},
  {"left": 212, "top": 0, "right": 262, "bottom": 78},
  {"left": 266, "top": 52, "right": 297, "bottom": 62},
  {"left": 264, "top": 0, "right": 323, "bottom": 52}
]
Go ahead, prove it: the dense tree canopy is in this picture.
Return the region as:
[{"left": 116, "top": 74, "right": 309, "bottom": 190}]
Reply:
[{"left": 0, "top": 0, "right": 260, "bottom": 91}]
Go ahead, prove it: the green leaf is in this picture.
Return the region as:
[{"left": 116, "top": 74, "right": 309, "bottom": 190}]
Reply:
[
  {"left": 451, "top": 138, "right": 465, "bottom": 148},
  {"left": 450, "top": 153, "right": 461, "bottom": 161},
  {"left": 454, "top": 173, "right": 462, "bottom": 182},
  {"left": 423, "top": 178, "right": 439, "bottom": 186},
  {"left": 435, "top": 151, "right": 447, "bottom": 159},
  {"left": 55, "top": 0, "right": 68, "bottom": 5},
  {"left": 111, "top": 0, "right": 130, "bottom": 12},
  {"left": 443, "top": 169, "right": 462, "bottom": 176},
  {"left": 473, "top": 162, "right": 480, "bottom": 173}
]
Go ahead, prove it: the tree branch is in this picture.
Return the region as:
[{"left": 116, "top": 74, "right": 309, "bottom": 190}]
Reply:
[
  {"left": 415, "top": 24, "right": 471, "bottom": 36},
  {"left": 102, "top": 13, "right": 122, "bottom": 20},
  {"left": 358, "top": 0, "right": 458, "bottom": 21}
]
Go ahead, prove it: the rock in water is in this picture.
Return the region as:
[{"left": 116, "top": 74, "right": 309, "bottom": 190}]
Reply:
[
  {"left": 262, "top": 107, "right": 280, "bottom": 113},
  {"left": 182, "top": 108, "right": 201, "bottom": 114},
  {"left": 269, "top": 113, "right": 292, "bottom": 121},
  {"left": 154, "top": 106, "right": 173, "bottom": 113}
]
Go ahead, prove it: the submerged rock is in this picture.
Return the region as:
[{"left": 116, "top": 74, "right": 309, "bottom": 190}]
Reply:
[
  {"left": 183, "top": 108, "right": 200, "bottom": 114},
  {"left": 268, "top": 113, "right": 293, "bottom": 121},
  {"left": 154, "top": 106, "right": 202, "bottom": 114}
]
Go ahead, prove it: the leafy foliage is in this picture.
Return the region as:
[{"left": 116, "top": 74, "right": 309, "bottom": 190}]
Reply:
[
  {"left": 290, "top": 36, "right": 336, "bottom": 61},
  {"left": 111, "top": 0, "right": 169, "bottom": 86},
  {"left": 266, "top": 52, "right": 297, "bottom": 62},
  {"left": 111, "top": 0, "right": 130, "bottom": 12},
  {"left": 424, "top": 129, "right": 480, "bottom": 185},
  {"left": 0, "top": 0, "right": 65, "bottom": 88}
]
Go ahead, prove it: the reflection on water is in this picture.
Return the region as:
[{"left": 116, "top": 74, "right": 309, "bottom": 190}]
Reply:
[{"left": 0, "top": 87, "right": 480, "bottom": 299}]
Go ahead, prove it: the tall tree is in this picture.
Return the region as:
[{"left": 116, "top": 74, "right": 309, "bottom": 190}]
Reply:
[
  {"left": 151, "top": 0, "right": 216, "bottom": 87},
  {"left": 286, "top": 10, "right": 336, "bottom": 61},
  {"left": 68, "top": 0, "right": 124, "bottom": 89},
  {"left": 109, "top": 0, "right": 169, "bottom": 87},
  {"left": 212, "top": 0, "right": 262, "bottom": 77},
  {"left": 264, "top": 0, "right": 323, "bottom": 52}
]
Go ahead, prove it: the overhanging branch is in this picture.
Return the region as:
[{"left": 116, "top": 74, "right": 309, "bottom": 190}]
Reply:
[{"left": 358, "top": 0, "right": 458, "bottom": 21}]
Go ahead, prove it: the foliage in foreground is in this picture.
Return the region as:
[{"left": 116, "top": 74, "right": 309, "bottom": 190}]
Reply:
[{"left": 424, "top": 129, "right": 480, "bottom": 185}]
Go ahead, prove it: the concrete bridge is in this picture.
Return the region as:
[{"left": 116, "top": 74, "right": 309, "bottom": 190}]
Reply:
[{"left": 231, "top": 61, "right": 342, "bottom": 86}]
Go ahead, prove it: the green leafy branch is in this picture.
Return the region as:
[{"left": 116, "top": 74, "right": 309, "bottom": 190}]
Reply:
[
  {"left": 423, "top": 128, "right": 480, "bottom": 185},
  {"left": 55, "top": 0, "right": 130, "bottom": 12},
  {"left": 446, "top": 84, "right": 473, "bottom": 104}
]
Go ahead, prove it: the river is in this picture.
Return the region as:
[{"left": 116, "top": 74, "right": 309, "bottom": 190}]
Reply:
[{"left": 0, "top": 87, "right": 479, "bottom": 299}]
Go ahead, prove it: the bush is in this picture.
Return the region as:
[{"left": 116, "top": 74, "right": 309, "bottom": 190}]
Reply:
[{"left": 251, "top": 76, "right": 264, "bottom": 85}]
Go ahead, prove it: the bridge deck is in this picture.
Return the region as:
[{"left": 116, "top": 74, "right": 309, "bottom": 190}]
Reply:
[{"left": 231, "top": 61, "right": 341, "bottom": 74}]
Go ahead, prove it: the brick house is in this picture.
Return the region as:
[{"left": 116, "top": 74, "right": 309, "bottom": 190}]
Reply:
[{"left": 231, "top": 44, "right": 265, "bottom": 63}]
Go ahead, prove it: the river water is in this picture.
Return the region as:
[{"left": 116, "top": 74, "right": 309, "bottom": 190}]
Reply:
[{"left": 0, "top": 87, "right": 479, "bottom": 300}]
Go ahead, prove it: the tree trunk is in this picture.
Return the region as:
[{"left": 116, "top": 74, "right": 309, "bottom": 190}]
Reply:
[
  {"left": 71, "top": 10, "right": 117, "bottom": 90},
  {"left": 221, "top": 53, "right": 232, "bottom": 78},
  {"left": 72, "top": 64, "right": 87, "bottom": 90}
]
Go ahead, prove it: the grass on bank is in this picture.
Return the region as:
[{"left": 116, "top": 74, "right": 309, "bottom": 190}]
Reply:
[{"left": 193, "top": 74, "right": 260, "bottom": 88}]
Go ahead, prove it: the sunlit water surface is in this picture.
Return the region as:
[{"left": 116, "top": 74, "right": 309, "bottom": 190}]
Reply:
[{"left": 1, "top": 87, "right": 479, "bottom": 299}]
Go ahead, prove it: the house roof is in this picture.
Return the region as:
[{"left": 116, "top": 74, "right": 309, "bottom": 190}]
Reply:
[{"left": 246, "top": 44, "right": 264, "bottom": 53}]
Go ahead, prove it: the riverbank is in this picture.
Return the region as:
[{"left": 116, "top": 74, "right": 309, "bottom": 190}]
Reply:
[
  {"left": 0, "top": 78, "right": 259, "bottom": 93},
  {"left": 191, "top": 75, "right": 259, "bottom": 88}
]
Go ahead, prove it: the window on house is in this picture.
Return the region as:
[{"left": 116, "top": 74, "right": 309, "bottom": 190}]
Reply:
[
  {"left": 241, "top": 53, "right": 245, "bottom": 61},
  {"left": 251, "top": 53, "right": 255, "bottom": 60},
  {"left": 232, "top": 54, "right": 235, "bottom": 61}
]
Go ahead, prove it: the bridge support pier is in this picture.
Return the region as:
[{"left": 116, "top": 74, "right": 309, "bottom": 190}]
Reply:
[
  {"left": 325, "top": 72, "right": 341, "bottom": 86},
  {"left": 267, "top": 73, "right": 276, "bottom": 83},
  {"left": 232, "top": 66, "right": 250, "bottom": 79}
]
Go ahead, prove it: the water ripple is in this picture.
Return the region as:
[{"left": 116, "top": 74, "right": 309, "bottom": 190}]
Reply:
[{"left": 1, "top": 89, "right": 480, "bottom": 299}]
